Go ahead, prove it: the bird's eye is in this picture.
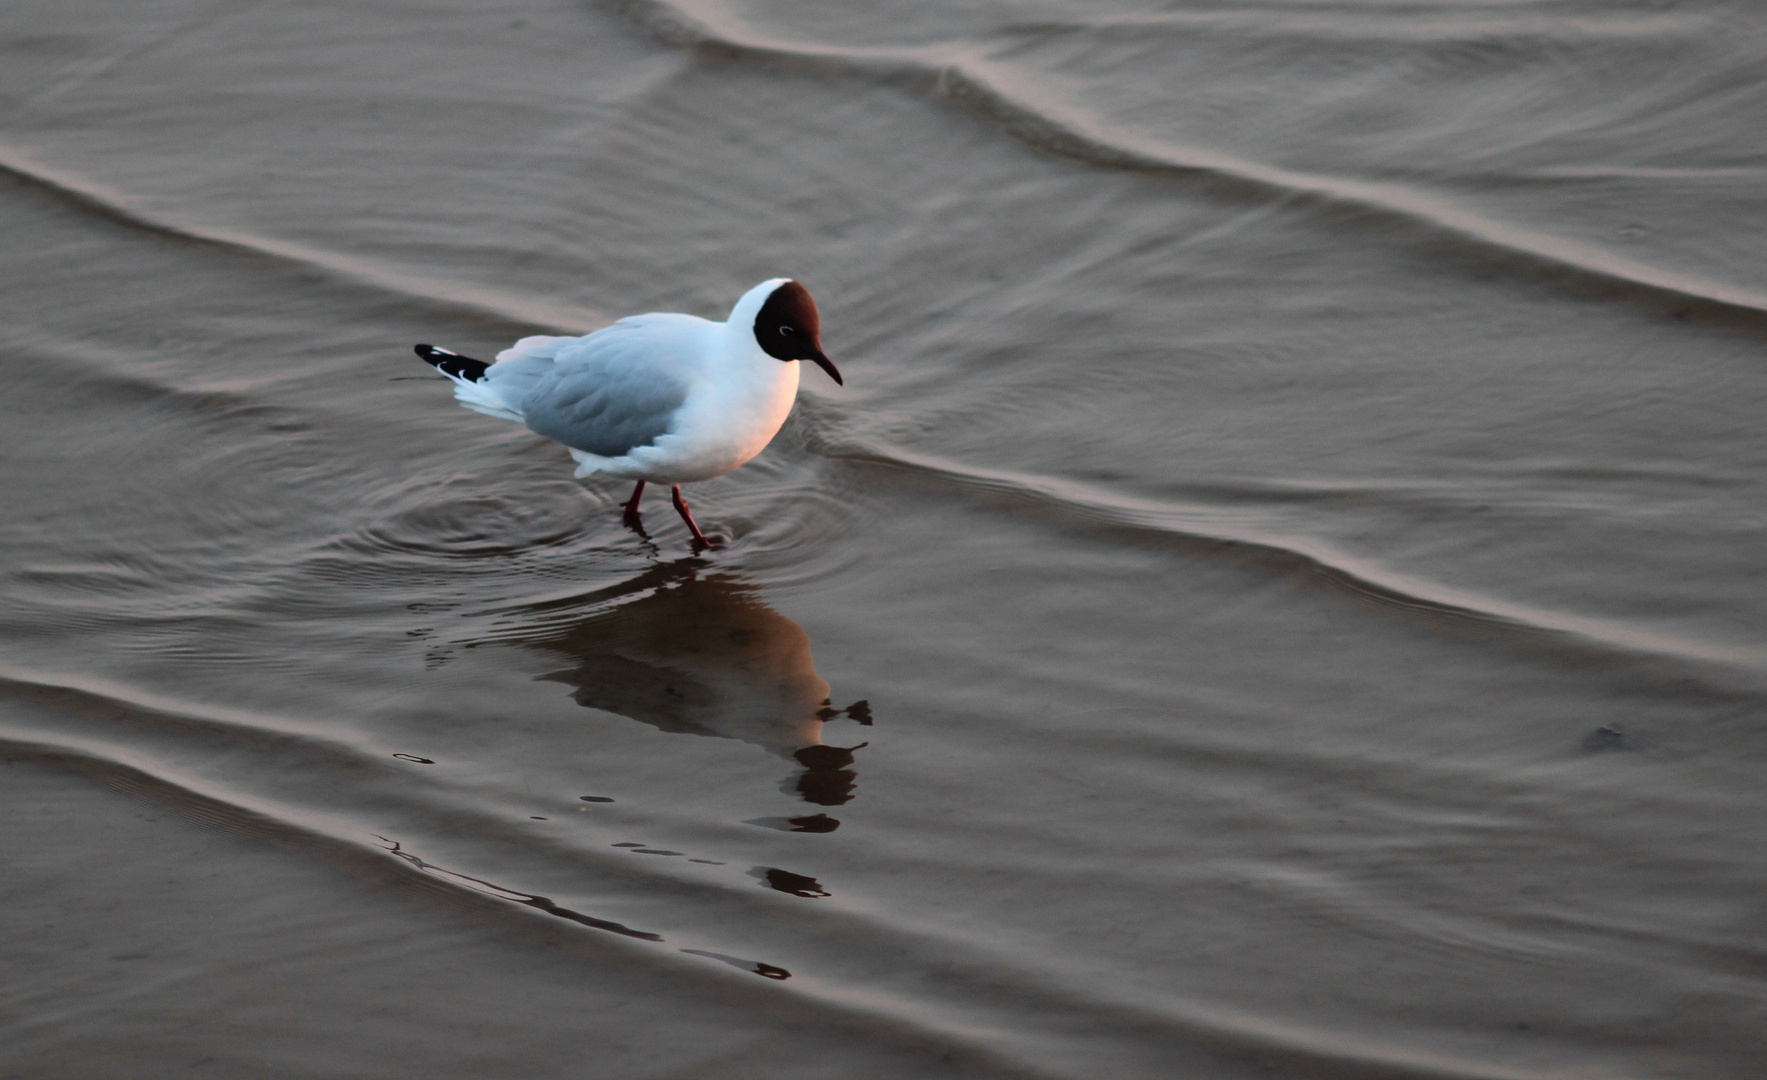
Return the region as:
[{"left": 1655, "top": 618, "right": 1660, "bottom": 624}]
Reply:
[{"left": 780, "top": 326, "right": 796, "bottom": 336}]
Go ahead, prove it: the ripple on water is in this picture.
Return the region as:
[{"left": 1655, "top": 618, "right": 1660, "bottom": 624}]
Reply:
[{"left": 356, "top": 490, "right": 593, "bottom": 558}]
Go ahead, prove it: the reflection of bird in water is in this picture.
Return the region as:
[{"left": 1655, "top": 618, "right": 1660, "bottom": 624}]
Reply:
[{"left": 486, "top": 562, "right": 870, "bottom": 805}]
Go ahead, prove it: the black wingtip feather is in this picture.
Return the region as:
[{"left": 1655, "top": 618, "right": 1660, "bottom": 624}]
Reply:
[{"left": 414, "top": 343, "right": 490, "bottom": 382}]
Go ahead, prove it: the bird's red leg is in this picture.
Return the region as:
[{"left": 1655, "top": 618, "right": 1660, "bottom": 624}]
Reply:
[
  {"left": 670, "top": 484, "right": 709, "bottom": 545},
  {"left": 621, "top": 480, "right": 646, "bottom": 522}
]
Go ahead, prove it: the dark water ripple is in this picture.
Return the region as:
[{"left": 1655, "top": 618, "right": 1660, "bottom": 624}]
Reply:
[
  {"left": 8, "top": 13, "right": 1767, "bottom": 337},
  {"left": 611, "top": 0, "right": 1767, "bottom": 333},
  {"left": 0, "top": 142, "right": 577, "bottom": 338},
  {"left": 0, "top": 677, "right": 1502, "bottom": 1080},
  {"left": 816, "top": 437, "right": 1767, "bottom": 675}
]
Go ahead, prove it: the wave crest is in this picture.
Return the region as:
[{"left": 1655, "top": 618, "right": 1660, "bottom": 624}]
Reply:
[{"left": 610, "top": 0, "right": 1767, "bottom": 333}]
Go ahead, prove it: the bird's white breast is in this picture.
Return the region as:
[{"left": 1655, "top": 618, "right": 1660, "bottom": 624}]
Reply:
[{"left": 615, "top": 325, "right": 801, "bottom": 484}]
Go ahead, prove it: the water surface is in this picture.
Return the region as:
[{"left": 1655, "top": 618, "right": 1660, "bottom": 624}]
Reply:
[{"left": 2, "top": 1, "right": 1765, "bottom": 1076}]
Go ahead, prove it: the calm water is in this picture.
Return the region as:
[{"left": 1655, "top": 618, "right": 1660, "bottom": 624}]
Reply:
[{"left": 3, "top": 1, "right": 1765, "bottom": 1077}]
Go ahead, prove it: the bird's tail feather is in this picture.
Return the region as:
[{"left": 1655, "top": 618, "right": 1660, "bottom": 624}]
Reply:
[
  {"left": 566, "top": 448, "right": 610, "bottom": 478},
  {"left": 415, "top": 344, "right": 488, "bottom": 380},
  {"left": 414, "top": 344, "right": 525, "bottom": 423}
]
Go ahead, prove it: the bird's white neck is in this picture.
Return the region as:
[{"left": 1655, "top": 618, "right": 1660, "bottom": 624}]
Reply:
[
  {"left": 726, "top": 278, "right": 792, "bottom": 331},
  {"left": 716, "top": 278, "right": 795, "bottom": 380}
]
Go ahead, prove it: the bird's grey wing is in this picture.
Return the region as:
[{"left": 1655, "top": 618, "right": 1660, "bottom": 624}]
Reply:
[{"left": 519, "top": 324, "right": 695, "bottom": 458}]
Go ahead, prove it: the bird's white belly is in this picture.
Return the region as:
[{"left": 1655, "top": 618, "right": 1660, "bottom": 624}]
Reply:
[{"left": 607, "top": 361, "right": 799, "bottom": 484}]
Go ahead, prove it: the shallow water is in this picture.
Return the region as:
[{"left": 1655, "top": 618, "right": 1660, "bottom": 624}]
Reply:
[{"left": 2, "top": 1, "right": 1765, "bottom": 1077}]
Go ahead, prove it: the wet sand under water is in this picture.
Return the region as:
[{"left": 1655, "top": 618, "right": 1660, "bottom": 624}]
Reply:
[{"left": 2, "top": 1, "right": 1766, "bottom": 1077}]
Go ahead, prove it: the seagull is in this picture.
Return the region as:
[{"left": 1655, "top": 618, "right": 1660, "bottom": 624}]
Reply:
[{"left": 414, "top": 278, "right": 840, "bottom": 546}]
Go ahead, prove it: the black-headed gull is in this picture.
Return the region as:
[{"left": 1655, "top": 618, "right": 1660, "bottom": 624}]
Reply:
[{"left": 414, "top": 279, "right": 840, "bottom": 546}]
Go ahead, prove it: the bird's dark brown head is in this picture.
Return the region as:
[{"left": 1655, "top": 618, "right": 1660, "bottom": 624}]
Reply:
[{"left": 754, "top": 281, "right": 841, "bottom": 385}]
